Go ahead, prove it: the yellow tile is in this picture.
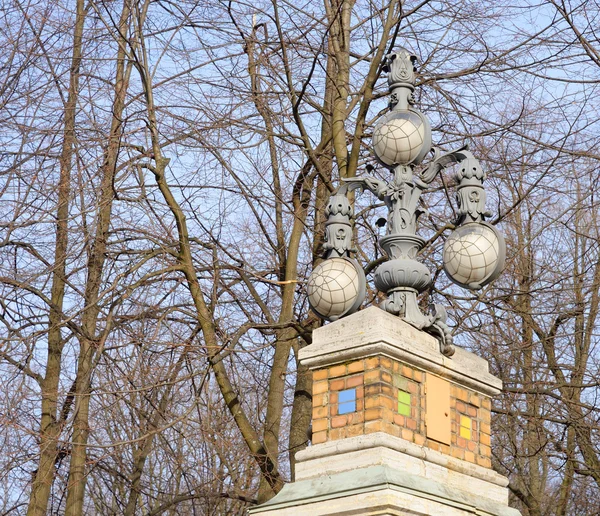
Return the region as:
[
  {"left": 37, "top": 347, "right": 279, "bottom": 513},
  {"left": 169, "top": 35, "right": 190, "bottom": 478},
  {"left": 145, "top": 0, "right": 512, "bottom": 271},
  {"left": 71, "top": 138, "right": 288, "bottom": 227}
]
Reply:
[
  {"left": 459, "top": 426, "right": 471, "bottom": 440},
  {"left": 460, "top": 415, "right": 471, "bottom": 429}
]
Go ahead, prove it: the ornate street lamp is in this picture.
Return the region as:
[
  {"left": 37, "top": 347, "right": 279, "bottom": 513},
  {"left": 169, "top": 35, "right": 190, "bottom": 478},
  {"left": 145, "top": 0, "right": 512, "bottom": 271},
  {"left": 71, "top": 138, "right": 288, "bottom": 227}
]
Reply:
[{"left": 306, "top": 48, "right": 505, "bottom": 357}]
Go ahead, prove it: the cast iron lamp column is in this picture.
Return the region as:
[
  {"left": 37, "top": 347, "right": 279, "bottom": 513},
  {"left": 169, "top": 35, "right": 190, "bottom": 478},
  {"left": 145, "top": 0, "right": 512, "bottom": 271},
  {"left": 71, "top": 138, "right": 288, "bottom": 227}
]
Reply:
[{"left": 307, "top": 48, "right": 505, "bottom": 357}]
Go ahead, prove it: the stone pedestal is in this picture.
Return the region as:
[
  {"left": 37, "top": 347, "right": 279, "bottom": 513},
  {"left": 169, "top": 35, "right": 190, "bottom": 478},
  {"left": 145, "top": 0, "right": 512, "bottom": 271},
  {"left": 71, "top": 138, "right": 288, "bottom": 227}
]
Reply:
[{"left": 249, "top": 307, "right": 519, "bottom": 516}]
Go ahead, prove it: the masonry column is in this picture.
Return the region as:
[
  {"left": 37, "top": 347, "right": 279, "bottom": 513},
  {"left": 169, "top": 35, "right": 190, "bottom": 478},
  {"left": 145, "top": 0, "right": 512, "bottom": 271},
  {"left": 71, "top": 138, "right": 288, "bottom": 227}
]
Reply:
[{"left": 249, "top": 307, "right": 520, "bottom": 516}]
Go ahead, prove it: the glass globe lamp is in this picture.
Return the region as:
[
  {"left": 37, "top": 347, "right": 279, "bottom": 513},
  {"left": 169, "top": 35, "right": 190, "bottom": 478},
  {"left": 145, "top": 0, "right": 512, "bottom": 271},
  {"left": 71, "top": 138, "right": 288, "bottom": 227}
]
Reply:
[
  {"left": 372, "top": 110, "right": 432, "bottom": 166},
  {"left": 307, "top": 257, "right": 366, "bottom": 321},
  {"left": 443, "top": 222, "right": 506, "bottom": 289}
]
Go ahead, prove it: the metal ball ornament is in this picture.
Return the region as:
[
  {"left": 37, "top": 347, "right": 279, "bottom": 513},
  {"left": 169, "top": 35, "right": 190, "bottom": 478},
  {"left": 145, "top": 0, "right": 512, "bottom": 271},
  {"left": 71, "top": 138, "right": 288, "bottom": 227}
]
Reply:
[
  {"left": 307, "top": 257, "right": 366, "bottom": 321},
  {"left": 443, "top": 222, "right": 506, "bottom": 289},
  {"left": 372, "top": 110, "right": 432, "bottom": 166}
]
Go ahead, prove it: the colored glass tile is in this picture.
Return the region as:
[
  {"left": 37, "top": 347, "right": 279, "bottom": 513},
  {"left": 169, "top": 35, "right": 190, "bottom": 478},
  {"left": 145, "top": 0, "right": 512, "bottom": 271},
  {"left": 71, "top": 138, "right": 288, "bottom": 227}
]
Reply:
[
  {"left": 460, "top": 415, "right": 472, "bottom": 440},
  {"left": 398, "top": 389, "right": 411, "bottom": 416},
  {"left": 338, "top": 388, "right": 356, "bottom": 414}
]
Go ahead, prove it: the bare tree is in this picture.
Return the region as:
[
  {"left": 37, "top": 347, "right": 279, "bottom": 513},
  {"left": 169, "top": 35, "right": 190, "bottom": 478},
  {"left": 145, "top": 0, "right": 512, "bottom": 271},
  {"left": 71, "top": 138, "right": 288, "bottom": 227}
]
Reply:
[{"left": 3, "top": 0, "right": 600, "bottom": 514}]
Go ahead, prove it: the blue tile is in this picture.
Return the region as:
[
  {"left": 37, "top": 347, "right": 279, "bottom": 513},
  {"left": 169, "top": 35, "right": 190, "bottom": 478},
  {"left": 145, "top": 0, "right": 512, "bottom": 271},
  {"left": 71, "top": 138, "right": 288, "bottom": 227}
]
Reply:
[
  {"left": 338, "top": 401, "right": 356, "bottom": 414},
  {"left": 339, "top": 388, "right": 356, "bottom": 403}
]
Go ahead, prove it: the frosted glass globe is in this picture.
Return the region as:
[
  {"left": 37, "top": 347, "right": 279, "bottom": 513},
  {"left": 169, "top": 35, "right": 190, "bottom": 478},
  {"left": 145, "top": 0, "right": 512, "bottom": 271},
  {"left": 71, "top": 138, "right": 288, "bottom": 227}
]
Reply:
[
  {"left": 307, "top": 258, "right": 365, "bottom": 320},
  {"left": 443, "top": 223, "right": 505, "bottom": 289},
  {"left": 372, "top": 111, "right": 427, "bottom": 166}
]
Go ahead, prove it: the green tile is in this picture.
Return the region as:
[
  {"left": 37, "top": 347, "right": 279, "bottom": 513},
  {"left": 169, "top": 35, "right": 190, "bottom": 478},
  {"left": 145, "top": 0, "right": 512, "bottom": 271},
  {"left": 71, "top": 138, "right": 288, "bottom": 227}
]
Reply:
[
  {"left": 398, "top": 402, "right": 411, "bottom": 416},
  {"left": 398, "top": 390, "right": 411, "bottom": 405},
  {"left": 398, "top": 390, "right": 411, "bottom": 416}
]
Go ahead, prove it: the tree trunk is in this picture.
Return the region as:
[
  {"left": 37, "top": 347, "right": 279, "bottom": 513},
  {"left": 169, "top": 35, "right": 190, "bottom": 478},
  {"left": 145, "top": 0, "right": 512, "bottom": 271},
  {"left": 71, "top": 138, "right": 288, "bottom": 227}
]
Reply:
[
  {"left": 27, "top": 0, "right": 86, "bottom": 513},
  {"left": 64, "top": 1, "right": 133, "bottom": 512}
]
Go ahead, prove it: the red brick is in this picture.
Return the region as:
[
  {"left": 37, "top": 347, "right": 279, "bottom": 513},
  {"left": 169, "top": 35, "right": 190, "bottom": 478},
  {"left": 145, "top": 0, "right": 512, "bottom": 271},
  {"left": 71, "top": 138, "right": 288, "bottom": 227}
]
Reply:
[
  {"left": 329, "top": 364, "right": 347, "bottom": 378},
  {"left": 394, "top": 414, "right": 405, "bottom": 426},
  {"left": 365, "top": 357, "right": 380, "bottom": 369},
  {"left": 346, "top": 375, "right": 364, "bottom": 388},
  {"left": 381, "top": 396, "right": 395, "bottom": 410},
  {"left": 365, "top": 420, "right": 383, "bottom": 433},
  {"left": 381, "top": 384, "right": 393, "bottom": 396},
  {"left": 365, "top": 395, "right": 381, "bottom": 409},
  {"left": 464, "top": 451, "right": 476, "bottom": 463},
  {"left": 351, "top": 411, "right": 364, "bottom": 424},
  {"left": 414, "top": 433, "right": 425, "bottom": 445},
  {"left": 457, "top": 437, "right": 467, "bottom": 448},
  {"left": 313, "top": 393, "right": 326, "bottom": 407},
  {"left": 364, "top": 370, "right": 381, "bottom": 384},
  {"left": 382, "top": 421, "right": 398, "bottom": 436},
  {"left": 365, "top": 408, "right": 383, "bottom": 421},
  {"left": 456, "top": 387, "right": 469, "bottom": 402},
  {"left": 401, "top": 428, "right": 414, "bottom": 441},
  {"left": 382, "top": 408, "right": 394, "bottom": 422},
  {"left": 406, "top": 418, "right": 417, "bottom": 430},
  {"left": 467, "top": 441, "right": 477, "bottom": 452},
  {"left": 380, "top": 357, "right": 393, "bottom": 369},
  {"left": 348, "top": 361, "right": 364, "bottom": 373},
  {"left": 413, "top": 370, "right": 423, "bottom": 383},
  {"left": 477, "top": 456, "right": 492, "bottom": 468},
  {"left": 364, "top": 383, "right": 382, "bottom": 396},
  {"left": 427, "top": 441, "right": 441, "bottom": 452},
  {"left": 330, "top": 379, "right": 345, "bottom": 391},
  {"left": 467, "top": 405, "right": 478, "bottom": 417},
  {"left": 451, "top": 447, "right": 465, "bottom": 460},
  {"left": 482, "top": 397, "right": 491, "bottom": 410},
  {"left": 312, "top": 431, "right": 327, "bottom": 444},
  {"left": 313, "top": 369, "right": 328, "bottom": 381},
  {"left": 331, "top": 415, "right": 347, "bottom": 428},
  {"left": 347, "top": 424, "right": 364, "bottom": 437},
  {"left": 313, "top": 406, "right": 327, "bottom": 419},
  {"left": 313, "top": 380, "right": 328, "bottom": 395},
  {"left": 330, "top": 428, "right": 345, "bottom": 440},
  {"left": 312, "top": 418, "right": 328, "bottom": 432},
  {"left": 401, "top": 365, "right": 413, "bottom": 378}
]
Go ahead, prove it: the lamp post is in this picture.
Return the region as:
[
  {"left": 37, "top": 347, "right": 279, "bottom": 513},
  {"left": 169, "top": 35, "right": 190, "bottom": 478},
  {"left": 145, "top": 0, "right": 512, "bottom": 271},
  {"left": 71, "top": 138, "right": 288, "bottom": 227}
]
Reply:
[{"left": 306, "top": 48, "right": 505, "bottom": 357}]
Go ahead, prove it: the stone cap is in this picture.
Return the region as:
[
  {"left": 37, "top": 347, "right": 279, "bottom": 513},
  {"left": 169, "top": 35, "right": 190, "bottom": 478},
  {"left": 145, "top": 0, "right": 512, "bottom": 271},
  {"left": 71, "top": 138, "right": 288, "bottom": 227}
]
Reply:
[
  {"left": 300, "top": 306, "right": 502, "bottom": 396},
  {"left": 249, "top": 464, "right": 520, "bottom": 516},
  {"left": 296, "top": 432, "right": 508, "bottom": 489}
]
